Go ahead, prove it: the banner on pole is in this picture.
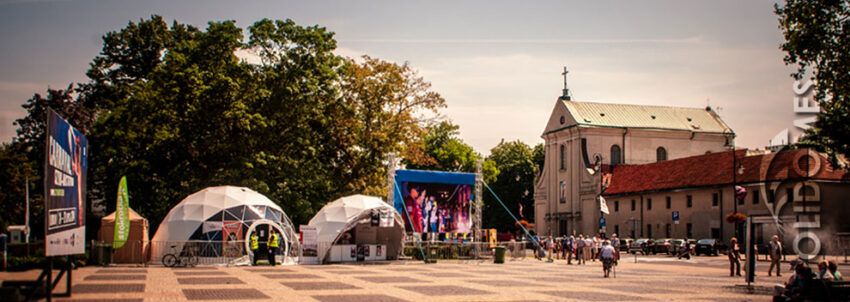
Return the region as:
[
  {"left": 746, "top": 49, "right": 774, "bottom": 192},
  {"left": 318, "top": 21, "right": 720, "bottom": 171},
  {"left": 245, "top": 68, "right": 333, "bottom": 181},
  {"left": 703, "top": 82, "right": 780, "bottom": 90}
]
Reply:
[
  {"left": 599, "top": 196, "right": 610, "bottom": 215},
  {"left": 113, "top": 176, "right": 130, "bottom": 249},
  {"left": 44, "top": 110, "right": 87, "bottom": 256}
]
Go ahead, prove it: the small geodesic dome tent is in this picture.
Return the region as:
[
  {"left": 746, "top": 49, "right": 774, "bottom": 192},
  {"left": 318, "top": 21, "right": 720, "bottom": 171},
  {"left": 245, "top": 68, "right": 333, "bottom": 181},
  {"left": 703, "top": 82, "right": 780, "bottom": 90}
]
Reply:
[
  {"left": 308, "top": 195, "right": 404, "bottom": 263},
  {"left": 151, "top": 186, "right": 298, "bottom": 264}
]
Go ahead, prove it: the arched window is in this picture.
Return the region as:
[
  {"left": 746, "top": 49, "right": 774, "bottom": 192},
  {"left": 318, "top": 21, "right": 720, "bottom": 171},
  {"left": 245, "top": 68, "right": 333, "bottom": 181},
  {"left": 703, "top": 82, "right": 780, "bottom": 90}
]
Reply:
[
  {"left": 610, "top": 145, "right": 621, "bottom": 165},
  {"left": 656, "top": 147, "right": 667, "bottom": 162},
  {"left": 800, "top": 185, "right": 816, "bottom": 197},
  {"left": 560, "top": 144, "right": 566, "bottom": 170}
]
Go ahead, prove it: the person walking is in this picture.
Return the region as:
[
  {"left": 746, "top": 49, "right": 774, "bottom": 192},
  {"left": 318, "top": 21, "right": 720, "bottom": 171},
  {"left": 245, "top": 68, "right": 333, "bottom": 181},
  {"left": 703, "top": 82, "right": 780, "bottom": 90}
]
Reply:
[
  {"left": 566, "top": 236, "right": 574, "bottom": 265},
  {"left": 611, "top": 234, "right": 620, "bottom": 261},
  {"left": 768, "top": 235, "right": 783, "bottom": 277},
  {"left": 599, "top": 240, "right": 616, "bottom": 278},
  {"left": 575, "top": 235, "right": 586, "bottom": 265},
  {"left": 677, "top": 238, "right": 691, "bottom": 260},
  {"left": 583, "top": 236, "right": 593, "bottom": 264},
  {"left": 267, "top": 229, "right": 280, "bottom": 266},
  {"left": 250, "top": 231, "right": 260, "bottom": 266},
  {"left": 729, "top": 237, "right": 742, "bottom": 277},
  {"left": 546, "top": 236, "right": 554, "bottom": 262},
  {"left": 554, "top": 238, "right": 562, "bottom": 260}
]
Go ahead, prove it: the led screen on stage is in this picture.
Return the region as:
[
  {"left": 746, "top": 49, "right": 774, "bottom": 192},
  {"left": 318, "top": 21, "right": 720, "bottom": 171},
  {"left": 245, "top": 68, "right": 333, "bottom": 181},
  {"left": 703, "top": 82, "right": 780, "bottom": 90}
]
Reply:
[{"left": 393, "top": 170, "right": 475, "bottom": 234}]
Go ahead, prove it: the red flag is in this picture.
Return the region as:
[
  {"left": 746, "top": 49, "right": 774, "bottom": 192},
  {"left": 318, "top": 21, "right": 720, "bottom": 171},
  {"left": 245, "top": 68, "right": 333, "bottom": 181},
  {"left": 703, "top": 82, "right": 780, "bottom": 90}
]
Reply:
[{"left": 519, "top": 203, "right": 524, "bottom": 218}]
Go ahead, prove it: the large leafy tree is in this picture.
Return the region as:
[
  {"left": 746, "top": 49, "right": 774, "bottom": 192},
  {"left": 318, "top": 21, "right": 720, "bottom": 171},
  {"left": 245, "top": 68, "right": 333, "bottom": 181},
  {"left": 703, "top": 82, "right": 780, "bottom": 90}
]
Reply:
[
  {"left": 334, "top": 56, "right": 447, "bottom": 196},
  {"left": 402, "top": 121, "right": 497, "bottom": 182},
  {"left": 85, "top": 17, "right": 265, "bottom": 229},
  {"left": 776, "top": 0, "right": 850, "bottom": 161},
  {"left": 483, "top": 140, "right": 537, "bottom": 233}
]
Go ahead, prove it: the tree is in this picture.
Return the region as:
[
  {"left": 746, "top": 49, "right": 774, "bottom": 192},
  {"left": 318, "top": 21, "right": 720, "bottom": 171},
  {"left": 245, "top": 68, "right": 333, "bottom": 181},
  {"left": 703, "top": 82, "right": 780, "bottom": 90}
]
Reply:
[
  {"left": 776, "top": 0, "right": 850, "bottom": 162},
  {"left": 532, "top": 142, "right": 545, "bottom": 176},
  {"left": 0, "top": 143, "right": 39, "bottom": 232},
  {"left": 334, "top": 56, "right": 447, "bottom": 196},
  {"left": 483, "top": 140, "right": 536, "bottom": 232},
  {"left": 402, "top": 121, "right": 497, "bottom": 182},
  {"left": 84, "top": 17, "right": 266, "bottom": 229}
]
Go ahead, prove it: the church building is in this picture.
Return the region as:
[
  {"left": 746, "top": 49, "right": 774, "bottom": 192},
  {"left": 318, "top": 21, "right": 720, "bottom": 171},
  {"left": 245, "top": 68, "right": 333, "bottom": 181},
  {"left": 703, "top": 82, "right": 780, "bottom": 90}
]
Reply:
[{"left": 533, "top": 87, "right": 734, "bottom": 237}]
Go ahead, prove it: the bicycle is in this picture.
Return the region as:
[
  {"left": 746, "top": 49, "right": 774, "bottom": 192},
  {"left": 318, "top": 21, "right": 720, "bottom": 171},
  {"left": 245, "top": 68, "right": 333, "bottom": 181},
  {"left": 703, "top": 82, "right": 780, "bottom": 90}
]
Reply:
[{"left": 162, "top": 244, "right": 199, "bottom": 267}]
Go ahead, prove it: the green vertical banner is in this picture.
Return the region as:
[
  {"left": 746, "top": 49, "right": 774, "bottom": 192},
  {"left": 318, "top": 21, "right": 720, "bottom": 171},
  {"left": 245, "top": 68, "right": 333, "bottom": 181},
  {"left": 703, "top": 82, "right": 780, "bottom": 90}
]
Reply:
[{"left": 113, "top": 176, "right": 129, "bottom": 249}]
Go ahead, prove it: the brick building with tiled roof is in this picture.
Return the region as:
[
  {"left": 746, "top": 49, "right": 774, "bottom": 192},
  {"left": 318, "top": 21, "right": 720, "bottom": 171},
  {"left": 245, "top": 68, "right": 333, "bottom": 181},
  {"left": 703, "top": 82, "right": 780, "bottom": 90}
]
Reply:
[{"left": 600, "top": 148, "right": 850, "bottom": 256}]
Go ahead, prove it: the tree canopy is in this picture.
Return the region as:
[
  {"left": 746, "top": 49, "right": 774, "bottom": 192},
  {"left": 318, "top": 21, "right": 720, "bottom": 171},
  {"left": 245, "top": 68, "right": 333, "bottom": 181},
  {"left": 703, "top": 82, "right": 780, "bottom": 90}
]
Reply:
[
  {"left": 1, "top": 16, "right": 451, "bottom": 236},
  {"left": 402, "top": 121, "right": 497, "bottom": 183},
  {"left": 776, "top": 0, "right": 850, "bottom": 162},
  {"left": 482, "top": 140, "right": 542, "bottom": 233}
]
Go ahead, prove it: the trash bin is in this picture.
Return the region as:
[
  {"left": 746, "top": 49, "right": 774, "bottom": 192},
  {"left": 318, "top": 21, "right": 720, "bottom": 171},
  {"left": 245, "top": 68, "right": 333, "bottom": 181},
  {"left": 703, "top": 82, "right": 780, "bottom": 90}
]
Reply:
[
  {"left": 494, "top": 246, "right": 506, "bottom": 264},
  {"left": 94, "top": 243, "right": 112, "bottom": 266}
]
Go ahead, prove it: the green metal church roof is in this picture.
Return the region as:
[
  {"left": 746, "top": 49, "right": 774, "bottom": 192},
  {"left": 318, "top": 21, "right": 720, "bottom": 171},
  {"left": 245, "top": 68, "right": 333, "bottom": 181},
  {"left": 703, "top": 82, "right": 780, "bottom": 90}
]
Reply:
[{"left": 562, "top": 100, "right": 733, "bottom": 134}]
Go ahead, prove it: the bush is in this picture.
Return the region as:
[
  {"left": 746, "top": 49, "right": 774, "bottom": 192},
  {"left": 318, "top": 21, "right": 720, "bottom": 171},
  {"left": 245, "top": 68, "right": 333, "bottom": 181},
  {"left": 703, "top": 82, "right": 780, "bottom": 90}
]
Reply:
[{"left": 6, "top": 255, "right": 43, "bottom": 271}]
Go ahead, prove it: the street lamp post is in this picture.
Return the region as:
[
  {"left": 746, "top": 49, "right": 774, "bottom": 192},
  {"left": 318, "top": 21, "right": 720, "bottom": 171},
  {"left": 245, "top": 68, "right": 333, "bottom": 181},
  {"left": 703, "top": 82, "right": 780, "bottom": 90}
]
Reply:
[{"left": 733, "top": 142, "right": 738, "bottom": 238}]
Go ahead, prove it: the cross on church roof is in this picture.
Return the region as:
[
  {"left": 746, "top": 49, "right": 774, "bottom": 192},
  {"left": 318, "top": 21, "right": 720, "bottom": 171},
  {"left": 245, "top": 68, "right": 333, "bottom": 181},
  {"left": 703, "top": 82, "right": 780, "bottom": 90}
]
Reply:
[{"left": 560, "top": 66, "right": 571, "bottom": 101}]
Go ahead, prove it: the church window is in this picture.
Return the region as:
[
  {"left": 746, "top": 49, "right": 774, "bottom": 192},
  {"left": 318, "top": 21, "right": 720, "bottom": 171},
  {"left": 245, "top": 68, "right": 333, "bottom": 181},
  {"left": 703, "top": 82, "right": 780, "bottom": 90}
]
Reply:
[
  {"left": 610, "top": 145, "right": 621, "bottom": 165},
  {"left": 656, "top": 147, "right": 667, "bottom": 162},
  {"left": 560, "top": 144, "right": 566, "bottom": 170}
]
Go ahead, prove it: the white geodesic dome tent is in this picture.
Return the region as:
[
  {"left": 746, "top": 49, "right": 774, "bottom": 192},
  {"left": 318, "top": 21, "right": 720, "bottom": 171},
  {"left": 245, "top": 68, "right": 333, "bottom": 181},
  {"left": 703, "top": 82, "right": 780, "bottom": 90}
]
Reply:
[
  {"left": 308, "top": 195, "right": 404, "bottom": 263},
  {"left": 151, "top": 186, "right": 298, "bottom": 264}
]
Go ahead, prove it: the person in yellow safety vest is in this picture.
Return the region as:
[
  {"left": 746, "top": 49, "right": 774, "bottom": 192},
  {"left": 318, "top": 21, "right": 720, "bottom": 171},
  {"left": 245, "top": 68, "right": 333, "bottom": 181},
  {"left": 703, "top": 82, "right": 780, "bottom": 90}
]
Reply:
[
  {"left": 267, "top": 229, "right": 279, "bottom": 266},
  {"left": 250, "top": 232, "right": 260, "bottom": 266}
]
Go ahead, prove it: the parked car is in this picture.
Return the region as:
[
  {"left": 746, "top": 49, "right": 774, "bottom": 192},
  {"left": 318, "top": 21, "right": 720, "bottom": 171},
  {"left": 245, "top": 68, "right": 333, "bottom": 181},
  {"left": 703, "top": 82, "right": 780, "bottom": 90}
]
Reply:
[
  {"left": 695, "top": 238, "right": 727, "bottom": 256},
  {"left": 653, "top": 238, "right": 673, "bottom": 254},
  {"left": 620, "top": 238, "right": 634, "bottom": 252},
  {"left": 630, "top": 238, "right": 654, "bottom": 254},
  {"left": 671, "top": 239, "right": 686, "bottom": 251}
]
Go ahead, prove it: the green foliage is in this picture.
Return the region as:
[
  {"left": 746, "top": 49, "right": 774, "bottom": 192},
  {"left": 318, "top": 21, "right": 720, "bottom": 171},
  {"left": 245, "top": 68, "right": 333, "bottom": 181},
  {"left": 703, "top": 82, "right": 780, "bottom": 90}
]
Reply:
[
  {"left": 483, "top": 140, "right": 538, "bottom": 233},
  {"left": 3, "top": 15, "right": 452, "bottom": 235},
  {"left": 0, "top": 143, "right": 37, "bottom": 232},
  {"left": 336, "top": 56, "right": 447, "bottom": 196},
  {"left": 402, "top": 121, "right": 498, "bottom": 182},
  {"left": 776, "top": 0, "right": 850, "bottom": 162},
  {"left": 6, "top": 255, "right": 43, "bottom": 271}
]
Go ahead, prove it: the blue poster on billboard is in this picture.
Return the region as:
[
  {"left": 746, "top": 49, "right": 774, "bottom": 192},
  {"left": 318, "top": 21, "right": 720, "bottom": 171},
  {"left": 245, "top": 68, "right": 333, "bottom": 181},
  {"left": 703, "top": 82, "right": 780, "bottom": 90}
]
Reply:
[
  {"left": 393, "top": 170, "right": 475, "bottom": 234},
  {"left": 44, "top": 110, "right": 87, "bottom": 256}
]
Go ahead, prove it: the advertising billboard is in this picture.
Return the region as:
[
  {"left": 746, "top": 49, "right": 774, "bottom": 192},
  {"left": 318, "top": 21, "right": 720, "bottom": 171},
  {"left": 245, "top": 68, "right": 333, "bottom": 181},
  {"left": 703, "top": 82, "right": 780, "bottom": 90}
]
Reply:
[
  {"left": 44, "top": 110, "right": 87, "bottom": 256},
  {"left": 393, "top": 170, "right": 475, "bottom": 234}
]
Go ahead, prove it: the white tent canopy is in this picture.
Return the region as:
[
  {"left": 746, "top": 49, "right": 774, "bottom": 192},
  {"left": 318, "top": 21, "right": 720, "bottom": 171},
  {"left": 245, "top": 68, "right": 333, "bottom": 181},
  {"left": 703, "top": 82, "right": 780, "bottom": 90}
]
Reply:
[
  {"left": 151, "top": 186, "right": 298, "bottom": 264},
  {"left": 308, "top": 195, "right": 404, "bottom": 263}
]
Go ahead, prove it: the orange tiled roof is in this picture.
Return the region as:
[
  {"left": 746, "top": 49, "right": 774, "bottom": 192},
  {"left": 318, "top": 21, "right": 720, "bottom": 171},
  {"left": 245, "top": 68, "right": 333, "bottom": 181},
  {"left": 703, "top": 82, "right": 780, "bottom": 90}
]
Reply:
[{"left": 602, "top": 149, "right": 849, "bottom": 196}]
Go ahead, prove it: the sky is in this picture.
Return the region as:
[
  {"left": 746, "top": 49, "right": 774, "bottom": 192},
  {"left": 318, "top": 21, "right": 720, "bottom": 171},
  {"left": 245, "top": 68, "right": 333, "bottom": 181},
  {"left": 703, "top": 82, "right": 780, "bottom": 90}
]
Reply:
[{"left": 0, "top": 0, "right": 800, "bottom": 155}]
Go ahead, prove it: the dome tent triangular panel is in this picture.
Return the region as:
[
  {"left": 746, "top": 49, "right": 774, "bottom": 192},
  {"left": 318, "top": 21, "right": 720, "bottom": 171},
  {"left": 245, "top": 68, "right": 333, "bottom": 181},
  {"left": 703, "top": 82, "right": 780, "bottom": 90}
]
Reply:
[{"left": 151, "top": 186, "right": 299, "bottom": 264}]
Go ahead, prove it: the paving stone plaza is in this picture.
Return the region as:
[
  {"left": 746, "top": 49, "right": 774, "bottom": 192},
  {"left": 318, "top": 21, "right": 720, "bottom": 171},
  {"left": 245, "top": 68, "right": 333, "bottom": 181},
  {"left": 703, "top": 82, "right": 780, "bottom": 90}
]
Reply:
[{"left": 0, "top": 254, "right": 800, "bottom": 301}]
